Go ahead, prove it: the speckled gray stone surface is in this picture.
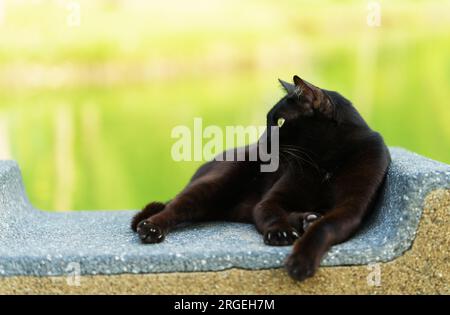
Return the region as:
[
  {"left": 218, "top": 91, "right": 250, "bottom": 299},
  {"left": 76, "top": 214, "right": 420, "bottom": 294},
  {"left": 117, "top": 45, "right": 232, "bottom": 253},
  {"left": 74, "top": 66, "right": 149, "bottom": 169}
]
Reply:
[{"left": 0, "top": 147, "right": 449, "bottom": 277}]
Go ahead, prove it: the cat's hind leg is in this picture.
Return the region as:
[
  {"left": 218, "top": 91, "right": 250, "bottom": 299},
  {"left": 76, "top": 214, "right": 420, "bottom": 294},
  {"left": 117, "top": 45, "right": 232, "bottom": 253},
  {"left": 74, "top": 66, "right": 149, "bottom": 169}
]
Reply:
[{"left": 136, "top": 160, "right": 259, "bottom": 244}]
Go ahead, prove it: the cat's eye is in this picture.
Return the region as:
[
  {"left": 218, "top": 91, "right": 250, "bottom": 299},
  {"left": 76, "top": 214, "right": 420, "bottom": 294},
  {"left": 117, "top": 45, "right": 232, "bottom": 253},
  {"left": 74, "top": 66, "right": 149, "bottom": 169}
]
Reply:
[{"left": 277, "top": 117, "right": 285, "bottom": 128}]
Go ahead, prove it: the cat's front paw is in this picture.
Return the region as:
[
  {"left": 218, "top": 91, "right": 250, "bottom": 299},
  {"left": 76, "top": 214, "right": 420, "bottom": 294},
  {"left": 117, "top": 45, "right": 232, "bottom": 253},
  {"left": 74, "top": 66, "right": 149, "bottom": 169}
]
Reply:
[
  {"left": 285, "top": 252, "right": 318, "bottom": 281},
  {"left": 136, "top": 220, "right": 165, "bottom": 244},
  {"left": 264, "top": 228, "right": 299, "bottom": 246}
]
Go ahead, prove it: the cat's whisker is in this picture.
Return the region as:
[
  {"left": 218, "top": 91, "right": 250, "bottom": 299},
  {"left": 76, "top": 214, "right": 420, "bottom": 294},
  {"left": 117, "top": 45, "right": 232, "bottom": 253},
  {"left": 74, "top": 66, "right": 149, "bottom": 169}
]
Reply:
[
  {"left": 280, "top": 146, "right": 321, "bottom": 174},
  {"left": 280, "top": 145, "right": 321, "bottom": 170},
  {"left": 281, "top": 144, "right": 316, "bottom": 156},
  {"left": 287, "top": 151, "right": 318, "bottom": 169},
  {"left": 280, "top": 145, "right": 317, "bottom": 161},
  {"left": 281, "top": 150, "right": 304, "bottom": 174}
]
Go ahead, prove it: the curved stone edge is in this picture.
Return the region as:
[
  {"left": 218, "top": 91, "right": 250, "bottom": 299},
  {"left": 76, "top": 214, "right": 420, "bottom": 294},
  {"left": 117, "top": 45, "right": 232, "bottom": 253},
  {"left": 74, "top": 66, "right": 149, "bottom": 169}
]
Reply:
[
  {"left": 0, "top": 161, "right": 35, "bottom": 239},
  {"left": 325, "top": 147, "right": 450, "bottom": 266},
  {"left": 1, "top": 189, "right": 448, "bottom": 294}
]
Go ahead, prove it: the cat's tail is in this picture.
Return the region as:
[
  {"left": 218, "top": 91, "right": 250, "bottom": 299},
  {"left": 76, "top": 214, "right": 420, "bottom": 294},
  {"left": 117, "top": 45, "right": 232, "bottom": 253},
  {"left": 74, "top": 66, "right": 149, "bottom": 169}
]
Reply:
[{"left": 131, "top": 201, "right": 166, "bottom": 232}]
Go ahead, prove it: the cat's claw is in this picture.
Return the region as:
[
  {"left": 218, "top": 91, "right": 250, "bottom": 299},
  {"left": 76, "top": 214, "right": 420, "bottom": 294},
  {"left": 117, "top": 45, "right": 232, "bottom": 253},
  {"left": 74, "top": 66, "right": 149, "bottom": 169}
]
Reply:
[
  {"left": 302, "top": 212, "right": 322, "bottom": 232},
  {"left": 137, "top": 220, "right": 165, "bottom": 244},
  {"left": 264, "top": 228, "right": 299, "bottom": 246}
]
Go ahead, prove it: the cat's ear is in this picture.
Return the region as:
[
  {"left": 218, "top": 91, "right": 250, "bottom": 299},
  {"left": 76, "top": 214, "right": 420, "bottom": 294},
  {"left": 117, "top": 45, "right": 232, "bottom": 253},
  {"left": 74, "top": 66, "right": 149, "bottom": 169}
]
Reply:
[
  {"left": 278, "top": 78, "right": 296, "bottom": 94},
  {"left": 293, "top": 75, "right": 334, "bottom": 118},
  {"left": 293, "top": 75, "right": 317, "bottom": 96}
]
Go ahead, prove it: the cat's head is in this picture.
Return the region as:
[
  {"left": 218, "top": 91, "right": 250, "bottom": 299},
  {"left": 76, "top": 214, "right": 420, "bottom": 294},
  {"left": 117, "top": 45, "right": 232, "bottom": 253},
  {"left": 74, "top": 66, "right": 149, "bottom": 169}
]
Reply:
[
  {"left": 269, "top": 75, "right": 335, "bottom": 127},
  {"left": 267, "top": 75, "right": 365, "bottom": 148}
]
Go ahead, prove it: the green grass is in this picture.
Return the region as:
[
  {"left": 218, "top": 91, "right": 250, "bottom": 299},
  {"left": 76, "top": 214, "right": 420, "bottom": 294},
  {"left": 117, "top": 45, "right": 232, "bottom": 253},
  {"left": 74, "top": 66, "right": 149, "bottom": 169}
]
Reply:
[{"left": 0, "top": 0, "right": 449, "bottom": 211}]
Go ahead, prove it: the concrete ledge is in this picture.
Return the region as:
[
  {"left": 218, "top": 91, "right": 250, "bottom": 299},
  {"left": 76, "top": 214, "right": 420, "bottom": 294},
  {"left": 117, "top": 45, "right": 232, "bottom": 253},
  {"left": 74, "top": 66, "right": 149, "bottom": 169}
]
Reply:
[
  {"left": 1, "top": 189, "right": 449, "bottom": 294},
  {"left": 0, "top": 148, "right": 450, "bottom": 293}
]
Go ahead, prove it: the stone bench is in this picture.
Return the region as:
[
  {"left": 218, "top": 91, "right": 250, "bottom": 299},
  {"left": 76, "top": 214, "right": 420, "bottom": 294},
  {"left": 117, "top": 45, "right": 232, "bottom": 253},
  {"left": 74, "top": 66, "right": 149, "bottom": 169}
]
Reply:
[{"left": 0, "top": 147, "right": 449, "bottom": 294}]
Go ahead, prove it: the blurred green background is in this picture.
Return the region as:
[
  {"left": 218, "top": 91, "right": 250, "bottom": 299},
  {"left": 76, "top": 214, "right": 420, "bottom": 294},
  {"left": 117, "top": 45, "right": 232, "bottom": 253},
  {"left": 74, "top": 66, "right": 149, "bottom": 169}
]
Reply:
[{"left": 0, "top": 0, "right": 449, "bottom": 211}]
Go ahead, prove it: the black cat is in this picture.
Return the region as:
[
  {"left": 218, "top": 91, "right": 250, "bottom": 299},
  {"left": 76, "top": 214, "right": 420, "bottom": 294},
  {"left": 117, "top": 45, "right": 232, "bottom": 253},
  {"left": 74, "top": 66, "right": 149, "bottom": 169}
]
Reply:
[{"left": 131, "top": 75, "right": 391, "bottom": 281}]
